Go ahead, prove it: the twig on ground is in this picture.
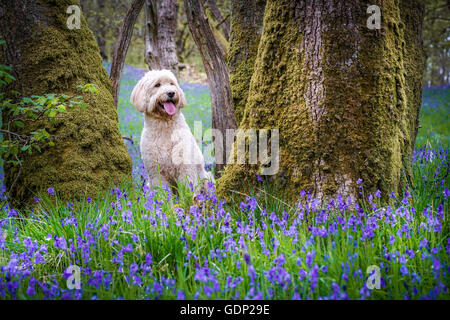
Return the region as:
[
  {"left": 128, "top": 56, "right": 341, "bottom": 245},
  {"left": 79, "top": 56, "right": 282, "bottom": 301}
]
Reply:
[{"left": 122, "top": 136, "right": 133, "bottom": 144}]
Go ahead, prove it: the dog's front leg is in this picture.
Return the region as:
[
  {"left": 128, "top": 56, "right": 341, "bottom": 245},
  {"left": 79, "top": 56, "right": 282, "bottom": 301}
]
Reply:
[
  {"left": 179, "top": 165, "right": 212, "bottom": 197},
  {"left": 146, "top": 168, "right": 170, "bottom": 191}
]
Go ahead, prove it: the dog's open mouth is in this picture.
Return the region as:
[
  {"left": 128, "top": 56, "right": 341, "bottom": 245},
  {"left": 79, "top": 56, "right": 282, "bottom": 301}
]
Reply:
[{"left": 159, "top": 100, "right": 176, "bottom": 116}]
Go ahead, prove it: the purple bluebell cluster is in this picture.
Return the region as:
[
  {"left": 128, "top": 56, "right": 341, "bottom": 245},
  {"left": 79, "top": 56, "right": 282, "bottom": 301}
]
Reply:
[{"left": 0, "top": 141, "right": 448, "bottom": 299}]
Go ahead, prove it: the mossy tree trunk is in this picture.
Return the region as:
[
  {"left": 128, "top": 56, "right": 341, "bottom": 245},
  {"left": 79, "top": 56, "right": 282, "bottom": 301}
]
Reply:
[
  {"left": 217, "top": 0, "right": 425, "bottom": 202},
  {"left": 227, "top": 0, "right": 266, "bottom": 125},
  {"left": 0, "top": 0, "right": 132, "bottom": 206}
]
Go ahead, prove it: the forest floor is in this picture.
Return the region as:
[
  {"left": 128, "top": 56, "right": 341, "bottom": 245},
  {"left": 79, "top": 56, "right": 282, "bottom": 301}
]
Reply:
[
  {"left": 178, "top": 63, "right": 208, "bottom": 84},
  {"left": 0, "top": 64, "right": 448, "bottom": 300}
]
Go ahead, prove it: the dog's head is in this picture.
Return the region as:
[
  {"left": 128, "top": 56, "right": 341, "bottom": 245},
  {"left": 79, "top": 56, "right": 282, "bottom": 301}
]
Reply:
[{"left": 130, "top": 69, "right": 186, "bottom": 120}]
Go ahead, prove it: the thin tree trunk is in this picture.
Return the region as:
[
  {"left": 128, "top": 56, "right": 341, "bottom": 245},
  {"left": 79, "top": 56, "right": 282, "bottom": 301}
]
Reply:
[
  {"left": 110, "top": 0, "right": 145, "bottom": 108},
  {"left": 0, "top": 0, "right": 132, "bottom": 206},
  {"left": 228, "top": 0, "right": 266, "bottom": 124},
  {"left": 97, "top": 1, "right": 109, "bottom": 61},
  {"left": 204, "top": 0, "right": 230, "bottom": 41},
  {"left": 176, "top": 22, "right": 190, "bottom": 63},
  {"left": 144, "top": 0, "right": 160, "bottom": 70},
  {"left": 217, "top": 0, "right": 425, "bottom": 202},
  {"left": 184, "top": 0, "right": 237, "bottom": 176},
  {"left": 144, "top": 0, "right": 178, "bottom": 76}
]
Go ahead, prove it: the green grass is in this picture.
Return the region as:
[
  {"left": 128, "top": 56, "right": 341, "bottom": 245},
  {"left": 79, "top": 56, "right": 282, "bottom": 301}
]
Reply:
[
  {"left": 0, "top": 76, "right": 448, "bottom": 300},
  {"left": 416, "top": 86, "right": 450, "bottom": 147}
]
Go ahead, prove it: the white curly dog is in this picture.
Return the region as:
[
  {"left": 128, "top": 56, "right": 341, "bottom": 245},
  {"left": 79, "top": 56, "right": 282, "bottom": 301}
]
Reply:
[{"left": 130, "top": 69, "right": 213, "bottom": 193}]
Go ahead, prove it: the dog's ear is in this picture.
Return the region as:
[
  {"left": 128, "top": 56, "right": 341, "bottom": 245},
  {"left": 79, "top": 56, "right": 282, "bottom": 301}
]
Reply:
[{"left": 130, "top": 79, "right": 147, "bottom": 113}]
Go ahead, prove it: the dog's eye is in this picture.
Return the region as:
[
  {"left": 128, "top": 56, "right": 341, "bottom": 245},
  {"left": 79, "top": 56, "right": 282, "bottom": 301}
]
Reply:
[{"left": 154, "top": 83, "right": 161, "bottom": 88}]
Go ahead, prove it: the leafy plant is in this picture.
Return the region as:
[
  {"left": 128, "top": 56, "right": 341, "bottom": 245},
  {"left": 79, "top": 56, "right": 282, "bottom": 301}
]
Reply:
[{"left": 0, "top": 57, "right": 97, "bottom": 167}]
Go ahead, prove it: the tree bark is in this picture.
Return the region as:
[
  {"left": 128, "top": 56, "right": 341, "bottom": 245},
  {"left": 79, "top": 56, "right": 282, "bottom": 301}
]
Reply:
[
  {"left": 0, "top": 0, "right": 132, "bottom": 206},
  {"left": 144, "top": 0, "right": 179, "bottom": 76},
  {"left": 204, "top": 0, "right": 230, "bottom": 41},
  {"left": 175, "top": 22, "right": 191, "bottom": 63},
  {"left": 227, "top": 0, "right": 266, "bottom": 125},
  {"left": 110, "top": 0, "right": 145, "bottom": 108},
  {"left": 96, "top": 1, "right": 109, "bottom": 61},
  {"left": 217, "top": 0, "right": 425, "bottom": 202},
  {"left": 184, "top": 0, "right": 237, "bottom": 176}
]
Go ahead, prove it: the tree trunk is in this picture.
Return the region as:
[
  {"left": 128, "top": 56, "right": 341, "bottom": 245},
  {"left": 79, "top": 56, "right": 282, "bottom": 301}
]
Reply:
[
  {"left": 110, "top": 0, "right": 145, "bottom": 108},
  {"left": 217, "top": 0, "right": 425, "bottom": 202},
  {"left": 0, "top": 0, "right": 132, "bottom": 206},
  {"left": 227, "top": 0, "right": 266, "bottom": 125},
  {"left": 184, "top": 0, "right": 237, "bottom": 176},
  {"left": 204, "top": 0, "right": 230, "bottom": 41},
  {"left": 176, "top": 22, "right": 190, "bottom": 63},
  {"left": 144, "top": 0, "right": 179, "bottom": 76},
  {"left": 97, "top": 1, "right": 109, "bottom": 61}
]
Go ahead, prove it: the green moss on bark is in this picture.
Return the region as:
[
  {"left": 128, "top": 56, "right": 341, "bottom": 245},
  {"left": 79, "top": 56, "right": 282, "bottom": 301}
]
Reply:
[
  {"left": 218, "top": 0, "right": 308, "bottom": 200},
  {"left": 1, "top": 0, "right": 132, "bottom": 206},
  {"left": 228, "top": 0, "right": 266, "bottom": 125}
]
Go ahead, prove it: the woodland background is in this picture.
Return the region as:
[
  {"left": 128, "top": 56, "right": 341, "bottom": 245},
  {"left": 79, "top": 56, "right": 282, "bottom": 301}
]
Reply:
[{"left": 81, "top": 0, "right": 449, "bottom": 86}]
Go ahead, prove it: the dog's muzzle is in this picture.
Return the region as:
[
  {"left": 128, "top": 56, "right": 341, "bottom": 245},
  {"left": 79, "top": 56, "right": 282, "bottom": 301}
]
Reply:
[{"left": 159, "top": 99, "right": 176, "bottom": 115}]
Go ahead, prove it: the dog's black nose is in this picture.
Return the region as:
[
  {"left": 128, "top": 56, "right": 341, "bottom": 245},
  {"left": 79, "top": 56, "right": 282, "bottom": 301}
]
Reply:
[{"left": 167, "top": 91, "right": 175, "bottom": 98}]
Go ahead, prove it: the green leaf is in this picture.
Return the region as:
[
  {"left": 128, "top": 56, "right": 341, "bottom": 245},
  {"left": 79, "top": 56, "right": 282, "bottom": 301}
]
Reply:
[
  {"left": 57, "top": 104, "right": 66, "bottom": 112},
  {"left": 82, "top": 83, "right": 99, "bottom": 94},
  {"left": 48, "top": 110, "right": 57, "bottom": 118},
  {"left": 14, "top": 121, "right": 24, "bottom": 128}
]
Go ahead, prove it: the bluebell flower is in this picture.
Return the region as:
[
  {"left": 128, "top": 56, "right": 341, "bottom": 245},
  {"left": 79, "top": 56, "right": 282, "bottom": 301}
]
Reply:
[
  {"left": 7, "top": 209, "right": 18, "bottom": 217},
  {"left": 177, "top": 290, "right": 185, "bottom": 300},
  {"left": 244, "top": 253, "right": 251, "bottom": 265},
  {"left": 389, "top": 235, "right": 395, "bottom": 245},
  {"left": 306, "top": 250, "right": 315, "bottom": 268},
  {"left": 400, "top": 265, "right": 409, "bottom": 276},
  {"left": 53, "top": 236, "right": 67, "bottom": 250}
]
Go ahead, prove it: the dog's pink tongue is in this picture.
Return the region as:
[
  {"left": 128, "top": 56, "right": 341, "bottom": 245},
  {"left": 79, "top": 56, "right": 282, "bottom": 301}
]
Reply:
[{"left": 163, "top": 102, "right": 176, "bottom": 115}]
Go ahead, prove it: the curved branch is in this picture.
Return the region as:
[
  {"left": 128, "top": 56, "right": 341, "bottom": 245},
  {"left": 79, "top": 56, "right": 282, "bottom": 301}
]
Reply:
[{"left": 110, "top": 0, "right": 146, "bottom": 108}]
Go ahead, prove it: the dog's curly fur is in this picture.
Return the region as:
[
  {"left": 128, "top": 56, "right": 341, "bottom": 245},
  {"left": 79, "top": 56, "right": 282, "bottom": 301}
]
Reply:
[{"left": 130, "top": 69, "right": 213, "bottom": 192}]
